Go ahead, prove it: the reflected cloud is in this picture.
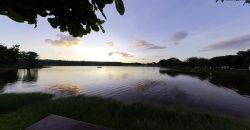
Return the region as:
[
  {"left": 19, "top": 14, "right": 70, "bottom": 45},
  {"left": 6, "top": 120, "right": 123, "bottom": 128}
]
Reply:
[{"left": 46, "top": 83, "right": 80, "bottom": 96}]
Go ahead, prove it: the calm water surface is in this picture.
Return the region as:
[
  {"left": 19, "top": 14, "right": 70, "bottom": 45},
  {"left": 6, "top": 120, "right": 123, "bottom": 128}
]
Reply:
[{"left": 1, "top": 66, "right": 250, "bottom": 118}]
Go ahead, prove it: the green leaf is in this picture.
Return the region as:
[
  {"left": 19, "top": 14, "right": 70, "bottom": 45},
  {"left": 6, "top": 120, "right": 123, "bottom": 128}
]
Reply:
[
  {"left": 91, "top": 24, "right": 100, "bottom": 32},
  {"left": 48, "top": 18, "right": 59, "bottom": 28},
  {"left": 115, "top": 0, "right": 125, "bottom": 15}
]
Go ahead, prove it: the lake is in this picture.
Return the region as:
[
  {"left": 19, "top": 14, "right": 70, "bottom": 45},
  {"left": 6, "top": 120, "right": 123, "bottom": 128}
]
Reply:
[{"left": 1, "top": 66, "right": 250, "bottom": 118}]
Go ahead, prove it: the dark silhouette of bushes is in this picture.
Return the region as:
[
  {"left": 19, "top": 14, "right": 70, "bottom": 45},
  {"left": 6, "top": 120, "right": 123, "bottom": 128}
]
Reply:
[
  {"left": 158, "top": 49, "right": 250, "bottom": 69},
  {"left": 0, "top": 44, "right": 39, "bottom": 68}
]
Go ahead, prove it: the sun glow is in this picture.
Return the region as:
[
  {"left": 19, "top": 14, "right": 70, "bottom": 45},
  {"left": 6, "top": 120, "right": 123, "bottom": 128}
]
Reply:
[{"left": 76, "top": 46, "right": 122, "bottom": 62}]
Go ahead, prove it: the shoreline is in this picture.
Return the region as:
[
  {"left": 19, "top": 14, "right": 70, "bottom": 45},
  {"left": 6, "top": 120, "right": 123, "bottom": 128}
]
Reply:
[{"left": 0, "top": 93, "right": 249, "bottom": 130}]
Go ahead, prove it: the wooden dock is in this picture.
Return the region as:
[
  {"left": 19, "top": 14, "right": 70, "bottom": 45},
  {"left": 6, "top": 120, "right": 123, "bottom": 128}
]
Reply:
[{"left": 26, "top": 114, "right": 112, "bottom": 130}]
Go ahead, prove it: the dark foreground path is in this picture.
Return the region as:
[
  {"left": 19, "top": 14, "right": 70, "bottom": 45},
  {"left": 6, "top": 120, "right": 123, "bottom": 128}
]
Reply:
[{"left": 26, "top": 114, "right": 112, "bottom": 130}]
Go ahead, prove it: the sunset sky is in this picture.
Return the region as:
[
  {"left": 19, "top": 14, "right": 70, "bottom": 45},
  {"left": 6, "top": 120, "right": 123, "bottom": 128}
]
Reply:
[{"left": 1, "top": 0, "right": 250, "bottom": 63}]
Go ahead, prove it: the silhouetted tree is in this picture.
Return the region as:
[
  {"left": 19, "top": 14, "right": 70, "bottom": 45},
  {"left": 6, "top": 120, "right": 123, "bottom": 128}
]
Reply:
[
  {"left": 0, "top": 45, "right": 8, "bottom": 66},
  {"left": 209, "top": 50, "right": 250, "bottom": 68},
  {"left": 0, "top": 0, "right": 124, "bottom": 37},
  {"left": 237, "top": 49, "right": 250, "bottom": 67},
  {"left": 158, "top": 49, "right": 250, "bottom": 69},
  {"left": 19, "top": 51, "right": 39, "bottom": 68},
  {"left": 185, "top": 57, "right": 209, "bottom": 67},
  {"left": 0, "top": 44, "right": 20, "bottom": 66},
  {"left": 0, "top": 44, "right": 40, "bottom": 68},
  {"left": 158, "top": 58, "right": 182, "bottom": 67}
]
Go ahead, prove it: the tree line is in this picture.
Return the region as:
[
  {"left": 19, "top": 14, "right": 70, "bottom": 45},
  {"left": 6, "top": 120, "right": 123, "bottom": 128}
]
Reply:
[
  {"left": 0, "top": 44, "right": 39, "bottom": 68},
  {"left": 38, "top": 60, "right": 143, "bottom": 66},
  {"left": 158, "top": 49, "right": 250, "bottom": 69}
]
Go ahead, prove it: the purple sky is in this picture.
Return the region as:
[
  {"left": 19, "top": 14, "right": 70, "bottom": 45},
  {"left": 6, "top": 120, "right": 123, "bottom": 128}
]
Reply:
[{"left": 1, "top": 0, "right": 250, "bottom": 63}]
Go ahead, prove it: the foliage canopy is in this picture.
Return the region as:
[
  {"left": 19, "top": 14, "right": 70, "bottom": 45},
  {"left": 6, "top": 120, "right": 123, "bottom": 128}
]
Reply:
[
  {"left": 0, "top": 0, "right": 125, "bottom": 37},
  {"left": 216, "top": 0, "right": 250, "bottom": 4}
]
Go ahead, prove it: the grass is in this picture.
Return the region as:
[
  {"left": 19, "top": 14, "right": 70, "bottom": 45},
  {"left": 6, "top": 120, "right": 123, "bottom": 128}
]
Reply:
[
  {"left": 0, "top": 93, "right": 250, "bottom": 130},
  {"left": 0, "top": 93, "right": 53, "bottom": 114}
]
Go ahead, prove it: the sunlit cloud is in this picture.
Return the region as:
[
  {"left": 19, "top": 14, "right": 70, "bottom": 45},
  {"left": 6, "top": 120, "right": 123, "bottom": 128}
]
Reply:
[
  {"left": 202, "top": 34, "right": 250, "bottom": 51},
  {"left": 170, "top": 31, "right": 188, "bottom": 45},
  {"left": 106, "top": 42, "right": 114, "bottom": 47},
  {"left": 134, "top": 40, "right": 166, "bottom": 50},
  {"left": 108, "top": 51, "right": 134, "bottom": 58},
  {"left": 45, "top": 34, "right": 81, "bottom": 47}
]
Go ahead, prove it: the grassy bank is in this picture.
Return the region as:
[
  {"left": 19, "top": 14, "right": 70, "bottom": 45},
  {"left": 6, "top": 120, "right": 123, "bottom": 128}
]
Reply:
[{"left": 0, "top": 93, "right": 249, "bottom": 130}]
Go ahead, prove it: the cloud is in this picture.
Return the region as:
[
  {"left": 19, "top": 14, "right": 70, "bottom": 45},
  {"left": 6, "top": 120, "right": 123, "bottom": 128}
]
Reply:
[
  {"left": 108, "top": 51, "right": 134, "bottom": 58},
  {"left": 134, "top": 40, "right": 166, "bottom": 50},
  {"left": 170, "top": 32, "right": 188, "bottom": 44},
  {"left": 106, "top": 42, "right": 114, "bottom": 47},
  {"left": 152, "top": 56, "right": 163, "bottom": 58},
  {"left": 202, "top": 34, "right": 250, "bottom": 51},
  {"left": 45, "top": 34, "right": 81, "bottom": 47}
]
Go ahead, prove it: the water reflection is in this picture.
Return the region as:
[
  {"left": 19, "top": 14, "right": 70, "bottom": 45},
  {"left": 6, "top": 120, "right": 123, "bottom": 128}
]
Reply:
[
  {"left": 108, "top": 73, "right": 129, "bottom": 80},
  {"left": 167, "top": 86, "right": 188, "bottom": 104},
  {"left": 0, "top": 69, "right": 18, "bottom": 92},
  {"left": 134, "top": 80, "right": 165, "bottom": 93},
  {"left": 0, "top": 69, "right": 39, "bottom": 92},
  {"left": 209, "top": 71, "right": 250, "bottom": 96},
  {"left": 159, "top": 69, "right": 250, "bottom": 95},
  {"left": 1, "top": 66, "right": 250, "bottom": 118},
  {"left": 159, "top": 69, "right": 209, "bottom": 80},
  {"left": 19, "top": 69, "right": 38, "bottom": 82},
  {"left": 45, "top": 83, "right": 80, "bottom": 96}
]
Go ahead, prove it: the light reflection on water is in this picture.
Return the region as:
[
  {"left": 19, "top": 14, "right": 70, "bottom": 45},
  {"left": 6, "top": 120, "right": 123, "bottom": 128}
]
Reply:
[
  {"left": 1, "top": 66, "right": 250, "bottom": 118},
  {"left": 45, "top": 83, "right": 81, "bottom": 97}
]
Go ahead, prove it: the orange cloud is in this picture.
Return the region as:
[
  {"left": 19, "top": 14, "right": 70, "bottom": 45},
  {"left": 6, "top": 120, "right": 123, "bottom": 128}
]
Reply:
[
  {"left": 107, "top": 42, "right": 114, "bottom": 47},
  {"left": 45, "top": 34, "right": 81, "bottom": 47}
]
